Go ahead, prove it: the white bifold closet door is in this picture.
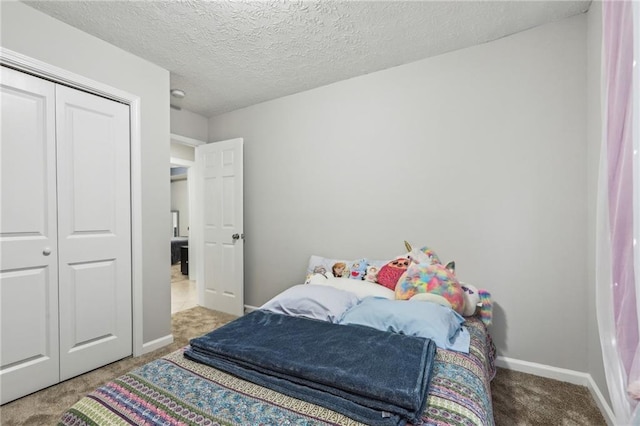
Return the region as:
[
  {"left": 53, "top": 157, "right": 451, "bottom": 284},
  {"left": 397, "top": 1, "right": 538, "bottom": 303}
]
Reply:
[
  {"left": 55, "top": 83, "right": 132, "bottom": 380},
  {"left": 0, "top": 65, "right": 60, "bottom": 404},
  {"left": 0, "top": 66, "right": 132, "bottom": 404}
]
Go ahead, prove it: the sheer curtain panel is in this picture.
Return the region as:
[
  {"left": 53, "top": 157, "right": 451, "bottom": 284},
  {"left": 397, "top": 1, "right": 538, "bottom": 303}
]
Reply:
[{"left": 597, "top": 1, "right": 640, "bottom": 424}]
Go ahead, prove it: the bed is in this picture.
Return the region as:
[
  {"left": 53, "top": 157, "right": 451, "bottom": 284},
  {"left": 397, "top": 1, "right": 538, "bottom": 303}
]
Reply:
[
  {"left": 170, "top": 237, "right": 188, "bottom": 264},
  {"left": 59, "top": 255, "right": 496, "bottom": 426}
]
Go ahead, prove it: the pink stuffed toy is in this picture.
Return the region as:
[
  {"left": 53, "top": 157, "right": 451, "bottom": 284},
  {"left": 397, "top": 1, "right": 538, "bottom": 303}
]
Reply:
[{"left": 377, "top": 257, "right": 410, "bottom": 290}]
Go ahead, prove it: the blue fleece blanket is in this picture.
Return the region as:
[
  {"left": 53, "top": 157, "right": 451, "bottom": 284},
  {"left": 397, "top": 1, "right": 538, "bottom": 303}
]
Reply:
[{"left": 184, "top": 310, "right": 436, "bottom": 426}]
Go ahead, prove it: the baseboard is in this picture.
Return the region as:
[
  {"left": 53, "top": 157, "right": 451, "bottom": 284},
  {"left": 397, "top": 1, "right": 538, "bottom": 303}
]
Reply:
[
  {"left": 496, "top": 356, "right": 615, "bottom": 426},
  {"left": 496, "top": 356, "right": 591, "bottom": 385},
  {"left": 140, "top": 334, "right": 174, "bottom": 355},
  {"left": 244, "top": 304, "right": 259, "bottom": 313},
  {"left": 585, "top": 374, "right": 616, "bottom": 426}
]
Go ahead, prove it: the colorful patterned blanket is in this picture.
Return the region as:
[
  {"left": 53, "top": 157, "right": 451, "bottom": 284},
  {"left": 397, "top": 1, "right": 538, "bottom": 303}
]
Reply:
[{"left": 59, "top": 317, "right": 495, "bottom": 426}]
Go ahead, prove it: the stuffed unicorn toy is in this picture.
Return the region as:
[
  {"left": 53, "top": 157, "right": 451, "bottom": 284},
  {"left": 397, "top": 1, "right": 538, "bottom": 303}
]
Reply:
[
  {"left": 395, "top": 257, "right": 466, "bottom": 314},
  {"left": 404, "top": 240, "right": 440, "bottom": 265},
  {"left": 460, "top": 282, "right": 493, "bottom": 326},
  {"left": 395, "top": 241, "right": 493, "bottom": 325}
]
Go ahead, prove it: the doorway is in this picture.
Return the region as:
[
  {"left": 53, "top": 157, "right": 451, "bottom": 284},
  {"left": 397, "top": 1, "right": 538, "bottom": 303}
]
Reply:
[
  {"left": 168, "top": 137, "right": 244, "bottom": 317},
  {"left": 170, "top": 159, "right": 196, "bottom": 313}
]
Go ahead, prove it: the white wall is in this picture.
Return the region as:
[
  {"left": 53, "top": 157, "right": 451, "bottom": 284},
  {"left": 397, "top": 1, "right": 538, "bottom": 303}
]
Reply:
[
  {"left": 171, "top": 108, "right": 208, "bottom": 141},
  {"left": 209, "top": 15, "right": 589, "bottom": 371},
  {"left": 586, "top": 1, "right": 611, "bottom": 407},
  {"left": 171, "top": 180, "right": 190, "bottom": 237},
  {"left": 1, "top": 2, "right": 172, "bottom": 345}
]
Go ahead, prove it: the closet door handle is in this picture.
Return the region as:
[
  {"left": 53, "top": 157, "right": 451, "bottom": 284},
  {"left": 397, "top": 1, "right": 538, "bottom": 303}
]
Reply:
[{"left": 43, "top": 248, "right": 51, "bottom": 256}]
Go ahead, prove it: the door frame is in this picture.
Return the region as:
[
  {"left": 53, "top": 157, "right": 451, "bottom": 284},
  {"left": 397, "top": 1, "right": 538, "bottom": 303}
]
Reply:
[{"left": 0, "top": 47, "right": 146, "bottom": 356}]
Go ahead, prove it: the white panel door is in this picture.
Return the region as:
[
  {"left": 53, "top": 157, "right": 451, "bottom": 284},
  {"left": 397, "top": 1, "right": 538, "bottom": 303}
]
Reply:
[
  {"left": 0, "top": 66, "right": 60, "bottom": 404},
  {"left": 195, "top": 139, "right": 244, "bottom": 316},
  {"left": 55, "top": 85, "right": 132, "bottom": 380}
]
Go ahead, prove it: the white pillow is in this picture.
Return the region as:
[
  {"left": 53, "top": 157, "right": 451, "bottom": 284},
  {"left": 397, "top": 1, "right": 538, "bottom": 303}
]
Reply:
[
  {"left": 260, "top": 284, "right": 360, "bottom": 323},
  {"left": 307, "top": 275, "right": 395, "bottom": 300}
]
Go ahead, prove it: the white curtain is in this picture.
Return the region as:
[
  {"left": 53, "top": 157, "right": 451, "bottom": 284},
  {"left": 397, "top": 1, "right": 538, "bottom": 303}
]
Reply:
[{"left": 597, "top": 1, "right": 640, "bottom": 425}]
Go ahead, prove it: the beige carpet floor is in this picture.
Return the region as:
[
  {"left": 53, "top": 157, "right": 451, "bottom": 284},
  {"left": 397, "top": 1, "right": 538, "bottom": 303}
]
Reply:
[
  {"left": 492, "top": 367, "right": 606, "bottom": 425},
  {"left": 0, "top": 306, "right": 607, "bottom": 425}
]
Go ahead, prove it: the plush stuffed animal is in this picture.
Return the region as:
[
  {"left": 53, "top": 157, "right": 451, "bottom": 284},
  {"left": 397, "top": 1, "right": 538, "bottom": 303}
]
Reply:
[
  {"left": 377, "top": 257, "right": 410, "bottom": 290},
  {"left": 404, "top": 240, "right": 440, "bottom": 265},
  {"left": 461, "top": 283, "right": 493, "bottom": 325},
  {"left": 460, "top": 283, "right": 480, "bottom": 316},
  {"left": 408, "top": 292, "right": 453, "bottom": 308},
  {"left": 377, "top": 242, "right": 441, "bottom": 290},
  {"left": 395, "top": 260, "right": 466, "bottom": 314},
  {"left": 349, "top": 259, "right": 367, "bottom": 280},
  {"left": 396, "top": 242, "right": 493, "bottom": 322}
]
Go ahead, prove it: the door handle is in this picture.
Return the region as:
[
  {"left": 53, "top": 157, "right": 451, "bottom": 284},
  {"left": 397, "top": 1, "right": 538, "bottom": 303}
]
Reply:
[
  {"left": 232, "top": 233, "right": 240, "bottom": 240},
  {"left": 43, "top": 247, "right": 51, "bottom": 256}
]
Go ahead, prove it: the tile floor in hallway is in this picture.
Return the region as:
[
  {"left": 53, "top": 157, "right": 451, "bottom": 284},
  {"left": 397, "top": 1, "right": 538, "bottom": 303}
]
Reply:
[{"left": 171, "top": 263, "right": 197, "bottom": 314}]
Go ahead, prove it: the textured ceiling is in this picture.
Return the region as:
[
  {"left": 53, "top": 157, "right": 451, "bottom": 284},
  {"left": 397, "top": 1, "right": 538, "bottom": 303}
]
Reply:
[{"left": 24, "top": 0, "right": 591, "bottom": 118}]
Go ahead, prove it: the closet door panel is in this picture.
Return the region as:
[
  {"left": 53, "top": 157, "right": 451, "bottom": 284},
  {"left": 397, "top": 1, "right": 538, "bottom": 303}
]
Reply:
[
  {"left": 56, "top": 84, "right": 132, "bottom": 381},
  {"left": 67, "top": 260, "right": 117, "bottom": 344},
  {"left": 1, "top": 269, "right": 51, "bottom": 362},
  {"left": 0, "top": 66, "right": 59, "bottom": 404}
]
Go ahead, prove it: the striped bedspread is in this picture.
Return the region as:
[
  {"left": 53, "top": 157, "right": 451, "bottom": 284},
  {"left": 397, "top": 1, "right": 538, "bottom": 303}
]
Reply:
[{"left": 59, "top": 317, "right": 495, "bottom": 426}]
